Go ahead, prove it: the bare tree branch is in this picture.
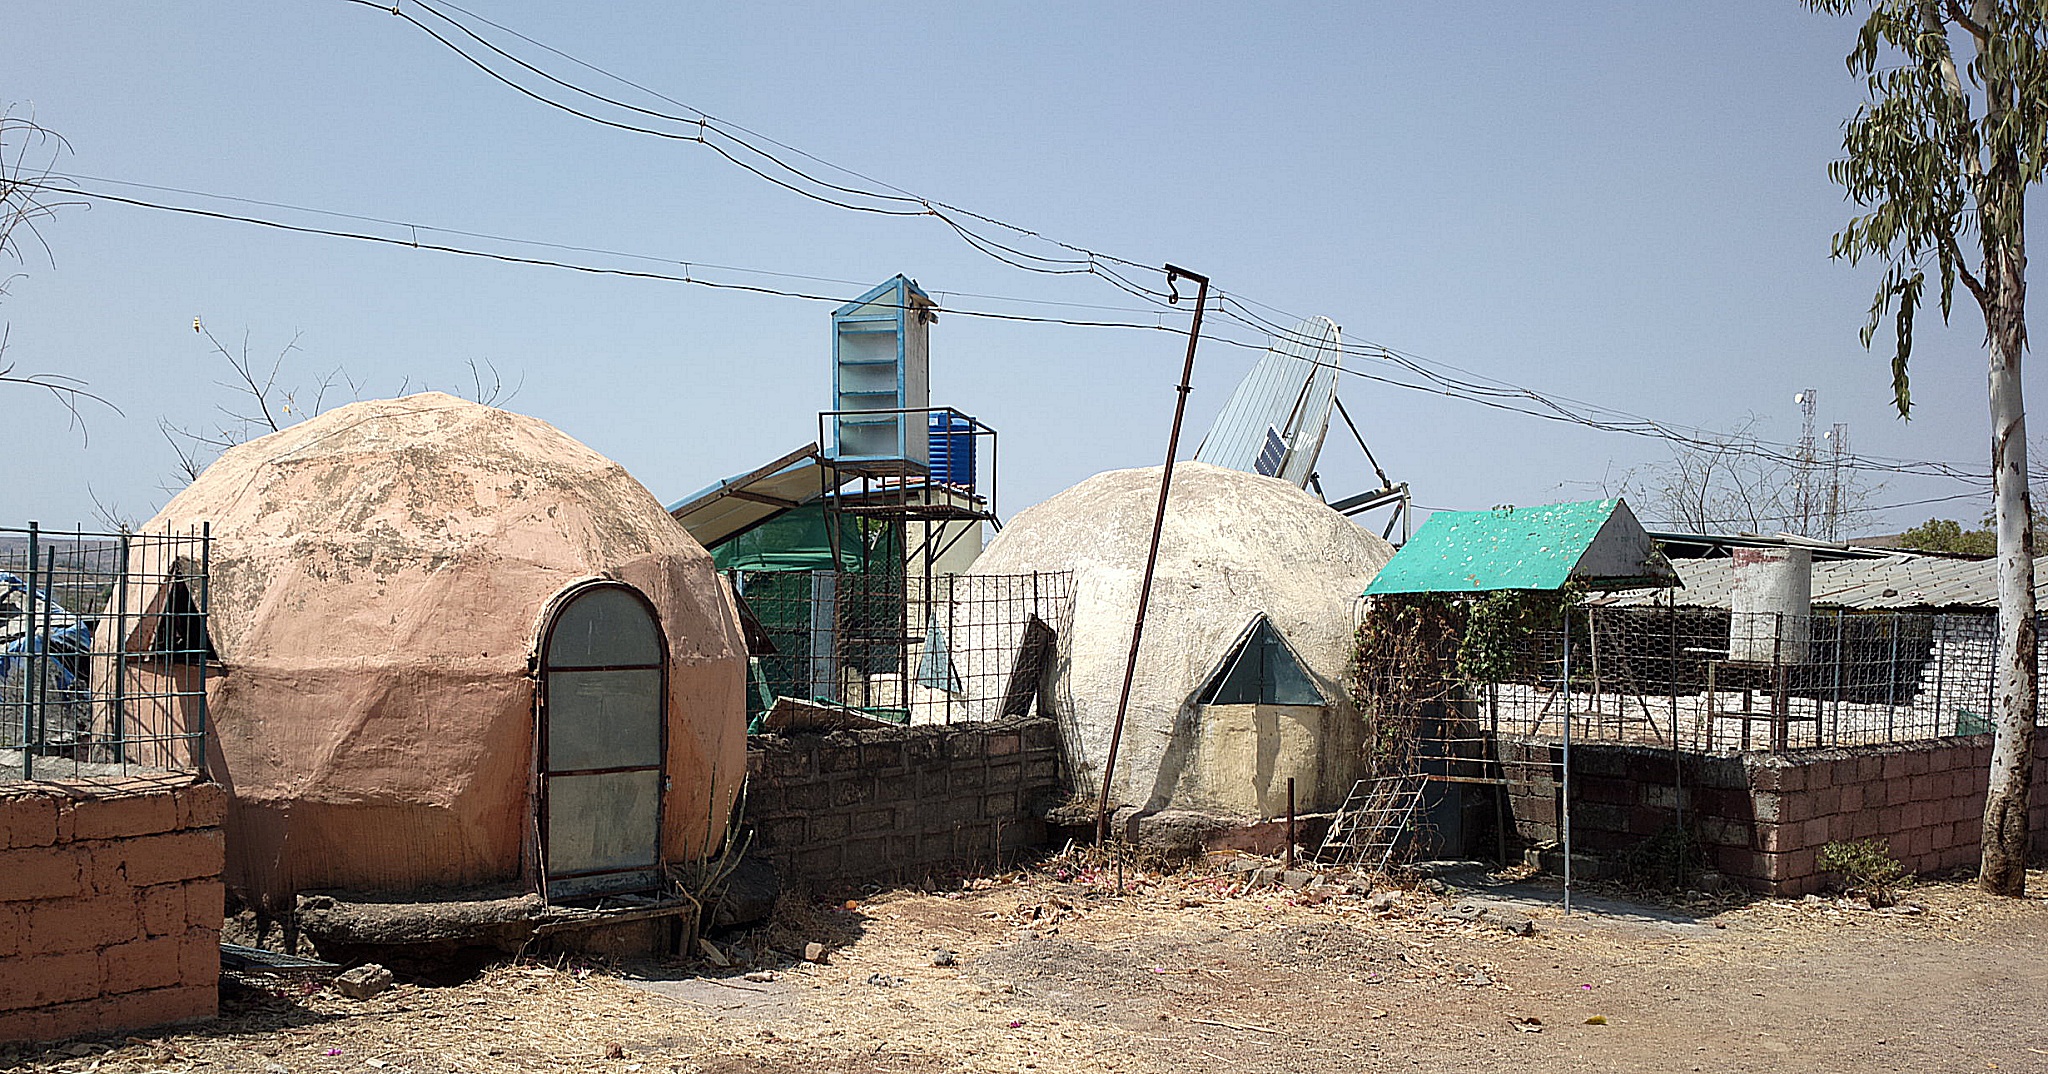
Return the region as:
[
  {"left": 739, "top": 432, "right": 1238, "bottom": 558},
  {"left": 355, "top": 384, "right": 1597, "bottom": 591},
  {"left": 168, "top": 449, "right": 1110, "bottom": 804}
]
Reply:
[
  {"left": 1608, "top": 414, "right": 1883, "bottom": 535},
  {"left": 0, "top": 110, "right": 113, "bottom": 439},
  {"left": 161, "top": 323, "right": 525, "bottom": 490}
]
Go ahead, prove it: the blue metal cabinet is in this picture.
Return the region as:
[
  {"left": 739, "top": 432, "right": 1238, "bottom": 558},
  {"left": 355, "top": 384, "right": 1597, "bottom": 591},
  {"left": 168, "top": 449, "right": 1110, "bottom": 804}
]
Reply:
[{"left": 830, "top": 275, "right": 933, "bottom": 469}]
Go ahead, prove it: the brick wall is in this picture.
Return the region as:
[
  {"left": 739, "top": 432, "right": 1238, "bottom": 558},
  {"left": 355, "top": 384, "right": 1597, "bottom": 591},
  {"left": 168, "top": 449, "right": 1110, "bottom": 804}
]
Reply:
[
  {"left": 1738, "top": 734, "right": 2048, "bottom": 891},
  {"left": 1499, "top": 739, "right": 1750, "bottom": 859},
  {"left": 0, "top": 778, "right": 225, "bottom": 1043},
  {"left": 744, "top": 717, "right": 1063, "bottom": 892},
  {"left": 1501, "top": 734, "right": 2048, "bottom": 896}
]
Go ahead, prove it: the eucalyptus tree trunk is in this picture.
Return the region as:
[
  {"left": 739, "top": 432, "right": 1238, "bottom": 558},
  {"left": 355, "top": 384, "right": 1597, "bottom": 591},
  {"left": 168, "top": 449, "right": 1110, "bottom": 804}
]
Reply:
[
  {"left": 1981, "top": 246, "right": 2036, "bottom": 896},
  {"left": 1966, "top": 0, "right": 2036, "bottom": 897}
]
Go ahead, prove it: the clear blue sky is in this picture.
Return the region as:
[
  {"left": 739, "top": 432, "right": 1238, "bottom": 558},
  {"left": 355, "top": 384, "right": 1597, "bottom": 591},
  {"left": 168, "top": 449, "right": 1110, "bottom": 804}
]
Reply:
[{"left": 5, "top": 2, "right": 2029, "bottom": 534}]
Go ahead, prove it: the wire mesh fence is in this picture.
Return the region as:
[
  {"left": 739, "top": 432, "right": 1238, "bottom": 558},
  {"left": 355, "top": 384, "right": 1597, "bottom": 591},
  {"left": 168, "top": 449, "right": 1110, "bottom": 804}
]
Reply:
[
  {"left": 1, "top": 522, "right": 212, "bottom": 783},
  {"left": 1452, "top": 602, "right": 2034, "bottom": 754},
  {"left": 731, "top": 568, "right": 1074, "bottom": 727}
]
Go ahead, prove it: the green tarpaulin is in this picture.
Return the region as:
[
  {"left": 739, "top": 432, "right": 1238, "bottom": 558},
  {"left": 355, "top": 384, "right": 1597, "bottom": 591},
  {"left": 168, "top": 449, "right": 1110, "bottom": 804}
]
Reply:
[{"left": 1363, "top": 498, "right": 1676, "bottom": 596}]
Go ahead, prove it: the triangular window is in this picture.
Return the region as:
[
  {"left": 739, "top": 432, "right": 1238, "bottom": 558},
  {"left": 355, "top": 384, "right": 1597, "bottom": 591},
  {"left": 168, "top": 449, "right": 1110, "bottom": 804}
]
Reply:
[
  {"left": 1194, "top": 615, "right": 1326, "bottom": 706},
  {"left": 124, "top": 569, "right": 217, "bottom": 665}
]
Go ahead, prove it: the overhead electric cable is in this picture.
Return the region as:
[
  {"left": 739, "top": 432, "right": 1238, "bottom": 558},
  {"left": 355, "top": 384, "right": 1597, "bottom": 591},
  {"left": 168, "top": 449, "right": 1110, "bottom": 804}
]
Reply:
[
  {"left": 24, "top": 180, "right": 1175, "bottom": 333},
  {"left": 56, "top": 173, "right": 1173, "bottom": 316},
  {"left": 342, "top": 0, "right": 1986, "bottom": 485},
  {"left": 36, "top": 171, "right": 2000, "bottom": 486},
  {"left": 348, "top": 0, "right": 1171, "bottom": 294}
]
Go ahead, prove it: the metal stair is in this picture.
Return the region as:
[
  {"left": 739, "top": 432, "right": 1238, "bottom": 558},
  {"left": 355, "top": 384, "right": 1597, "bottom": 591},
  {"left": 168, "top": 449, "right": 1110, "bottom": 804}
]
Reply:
[{"left": 1317, "top": 774, "right": 1427, "bottom": 870}]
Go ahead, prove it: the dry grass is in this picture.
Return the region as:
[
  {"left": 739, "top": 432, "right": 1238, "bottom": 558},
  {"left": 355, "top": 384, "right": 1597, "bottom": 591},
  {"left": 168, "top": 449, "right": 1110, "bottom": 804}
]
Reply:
[{"left": 3, "top": 863, "right": 2046, "bottom": 1073}]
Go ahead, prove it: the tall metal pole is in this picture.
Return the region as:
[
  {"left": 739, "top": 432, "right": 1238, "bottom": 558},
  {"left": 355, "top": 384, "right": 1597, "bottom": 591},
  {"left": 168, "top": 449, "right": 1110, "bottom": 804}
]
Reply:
[
  {"left": 1561, "top": 602, "right": 1573, "bottom": 915},
  {"left": 1095, "top": 265, "right": 1209, "bottom": 843}
]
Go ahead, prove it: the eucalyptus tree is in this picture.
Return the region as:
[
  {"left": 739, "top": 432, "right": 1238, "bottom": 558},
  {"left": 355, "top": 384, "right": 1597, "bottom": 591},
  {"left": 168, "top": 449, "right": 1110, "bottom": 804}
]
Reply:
[{"left": 1806, "top": 0, "right": 2043, "bottom": 894}]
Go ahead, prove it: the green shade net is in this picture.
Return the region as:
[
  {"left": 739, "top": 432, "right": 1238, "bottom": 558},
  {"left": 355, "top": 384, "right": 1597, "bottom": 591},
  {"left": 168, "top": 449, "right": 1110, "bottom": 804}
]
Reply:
[
  {"left": 716, "top": 509, "right": 907, "bottom": 729},
  {"left": 710, "top": 504, "right": 896, "bottom": 573}
]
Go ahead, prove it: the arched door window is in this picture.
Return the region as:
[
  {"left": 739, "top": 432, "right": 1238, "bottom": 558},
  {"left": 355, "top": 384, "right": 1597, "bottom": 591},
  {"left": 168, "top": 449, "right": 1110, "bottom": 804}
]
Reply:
[{"left": 537, "top": 583, "right": 665, "bottom": 901}]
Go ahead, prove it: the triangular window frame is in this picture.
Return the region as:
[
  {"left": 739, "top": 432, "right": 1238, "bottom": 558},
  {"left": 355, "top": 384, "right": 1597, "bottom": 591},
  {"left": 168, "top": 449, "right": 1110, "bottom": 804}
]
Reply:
[
  {"left": 123, "top": 567, "right": 218, "bottom": 665},
  {"left": 1193, "top": 614, "right": 1327, "bottom": 706}
]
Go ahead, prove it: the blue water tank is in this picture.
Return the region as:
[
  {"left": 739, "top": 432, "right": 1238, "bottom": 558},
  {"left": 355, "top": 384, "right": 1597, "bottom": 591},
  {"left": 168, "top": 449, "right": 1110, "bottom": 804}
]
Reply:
[{"left": 928, "top": 414, "right": 975, "bottom": 487}]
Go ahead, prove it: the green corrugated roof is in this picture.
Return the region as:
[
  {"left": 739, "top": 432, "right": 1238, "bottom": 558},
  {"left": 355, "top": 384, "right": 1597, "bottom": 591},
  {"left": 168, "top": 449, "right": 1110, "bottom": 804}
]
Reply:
[{"left": 1364, "top": 498, "right": 1668, "bottom": 595}]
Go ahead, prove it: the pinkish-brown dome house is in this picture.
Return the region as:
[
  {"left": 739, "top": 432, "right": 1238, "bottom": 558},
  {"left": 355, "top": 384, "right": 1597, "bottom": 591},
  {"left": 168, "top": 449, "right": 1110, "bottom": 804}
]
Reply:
[{"left": 110, "top": 393, "right": 746, "bottom": 911}]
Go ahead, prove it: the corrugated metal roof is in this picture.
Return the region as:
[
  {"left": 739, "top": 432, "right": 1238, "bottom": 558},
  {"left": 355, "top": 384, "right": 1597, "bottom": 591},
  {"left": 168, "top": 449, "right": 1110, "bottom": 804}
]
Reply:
[
  {"left": 1646, "top": 530, "right": 1897, "bottom": 561},
  {"left": 1364, "top": 498, "right": 1677, "bottom": 595},
  {"left": 1599, "top": 551, "right": 2039, "bottom": 611},
  {"left": 667, "top": 444, "right": 829, "bottom": 550}
]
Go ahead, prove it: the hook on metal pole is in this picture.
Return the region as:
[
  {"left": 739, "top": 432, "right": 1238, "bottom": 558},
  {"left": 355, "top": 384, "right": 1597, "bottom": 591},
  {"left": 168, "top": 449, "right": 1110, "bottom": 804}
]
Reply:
[{"left": 1095, "top": 264, "right": 1210, "bottom": 844}]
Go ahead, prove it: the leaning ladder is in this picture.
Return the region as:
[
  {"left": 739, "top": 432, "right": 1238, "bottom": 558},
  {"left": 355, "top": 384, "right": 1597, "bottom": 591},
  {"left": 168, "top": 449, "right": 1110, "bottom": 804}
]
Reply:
[{"left": 1317, "top": 774, "right": 1427, "bottom": 871}]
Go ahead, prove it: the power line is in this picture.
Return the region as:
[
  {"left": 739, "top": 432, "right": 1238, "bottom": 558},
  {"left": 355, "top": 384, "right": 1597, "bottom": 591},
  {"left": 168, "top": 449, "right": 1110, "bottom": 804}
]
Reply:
[
  {"left": 1634, "top": 488, "right": 1988, "bottom": 529},
  {"left": 342, "top": 0, "right": 1994, "bottom": 486},
  {"left": 345, "top": 0, "right": 1168, "bottom": 297},
  {"left": 35, "top": 171, "right": 2003, "bottom": 488},
  {"left": 1218, "top": 297, "right": 1989, "bottom": 483},
  {"left": 417, "top": 0, "right": 1165, "bottom": 280},
  {"left": 1427, "top": 490, "right": 1986, "bottom": 528},
  {"left": 51, "top": 173, "right": 1171, "bottom": 317},
  {"left": 21, "top": 179, "right": 1179, "bottom": 334}
]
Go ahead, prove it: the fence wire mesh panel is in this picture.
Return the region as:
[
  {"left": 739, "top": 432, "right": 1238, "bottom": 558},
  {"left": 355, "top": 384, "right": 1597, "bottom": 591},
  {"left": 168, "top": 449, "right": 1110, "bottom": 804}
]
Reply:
[
  {"left": 1355, "top": 592, "right": 2043, "bottom": 877},
  {"left": 731, "top": 569, "right": 1074, "bottom": 727},
  {"left": 1436, "top": 602, "right": 2037, "bottom": 753},
  {"left": 1, "top": 523, "right": 212, "bottom": 782}
]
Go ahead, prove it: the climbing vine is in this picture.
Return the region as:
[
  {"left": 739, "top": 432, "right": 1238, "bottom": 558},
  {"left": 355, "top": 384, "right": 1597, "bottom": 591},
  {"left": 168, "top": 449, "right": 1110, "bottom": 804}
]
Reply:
[
  {"left": 1455, "top": 584, "right": 1586, "bottom": 686},
  {"left": 1352, "top": 585, "right": 1588, "bottom": 776},
  {"left": 1351, "top": 595, "right": 1463, "bottom": 776}
]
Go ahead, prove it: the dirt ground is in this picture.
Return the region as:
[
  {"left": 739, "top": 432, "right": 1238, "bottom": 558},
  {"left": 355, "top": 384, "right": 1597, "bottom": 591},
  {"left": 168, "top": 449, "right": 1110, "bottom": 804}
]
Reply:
[{"left": 5, "top": 860, "right": 2047, "bottom": 1074}]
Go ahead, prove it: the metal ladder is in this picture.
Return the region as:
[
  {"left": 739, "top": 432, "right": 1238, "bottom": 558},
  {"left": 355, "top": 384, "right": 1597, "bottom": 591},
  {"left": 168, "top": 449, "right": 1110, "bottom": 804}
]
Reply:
[{"left": 1317, "top": 774, "right": 1427, "bottom": 870}]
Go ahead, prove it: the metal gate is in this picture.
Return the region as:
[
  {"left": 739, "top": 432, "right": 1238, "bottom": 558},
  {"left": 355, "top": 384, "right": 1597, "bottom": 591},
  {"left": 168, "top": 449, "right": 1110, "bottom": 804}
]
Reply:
[{"left": 537, "top": 582, "right": 666, "bottom": 900}]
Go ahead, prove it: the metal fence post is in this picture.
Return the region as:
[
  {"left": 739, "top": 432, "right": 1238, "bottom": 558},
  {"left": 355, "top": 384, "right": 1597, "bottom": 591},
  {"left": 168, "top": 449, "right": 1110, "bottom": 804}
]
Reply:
[
  {"left": 37, "top": 545, "right": 57, "bottom": 761},
  {"left": 1770, "top": 611, "right": 1786, "bottom": 753},
  {"left": 1829, "top": 611, "right": 1843, "bottom": 746},
  {"left": 1932, "top": 614, "right": 1948, "bottom": 739},
  {"left": 1886, "top": 612, "right": 1900, "bottom": 741},
  {"left": 20, "top": 521, "right": 38, "bottom": 780},
  {"left": 1560, "top": 603, "right": 1573, "bottom": 916},
  {"left": 196, "top": 523, "right": 211, "bottom": 777},
  {"left": 112, "top": 530, "right": 131, "bottom": 764},
  {"left": 1667, "top": 594, "right": 1683, "bottom": 863}
]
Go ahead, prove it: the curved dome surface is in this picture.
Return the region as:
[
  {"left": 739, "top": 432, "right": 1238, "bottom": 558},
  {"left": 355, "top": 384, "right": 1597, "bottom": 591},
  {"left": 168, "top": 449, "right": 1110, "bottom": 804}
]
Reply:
[
  {"left": 970, "top": 462, "right": 1393, "bottom": 816},
  {"left": 127, "top": 392, "right": 745, "bottom": 904}
]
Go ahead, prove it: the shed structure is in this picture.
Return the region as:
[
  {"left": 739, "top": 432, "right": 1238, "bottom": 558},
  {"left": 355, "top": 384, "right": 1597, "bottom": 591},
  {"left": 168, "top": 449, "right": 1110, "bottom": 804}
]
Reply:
[
  {"left": 1364, "top": 498, "right": 1676, "bottom": 596},
  {"left": 110, "top": 393, "right": 747, "bottom": 910},
  {"left": 1353, "top": 497, "right": 1678, "bottom": 871}
]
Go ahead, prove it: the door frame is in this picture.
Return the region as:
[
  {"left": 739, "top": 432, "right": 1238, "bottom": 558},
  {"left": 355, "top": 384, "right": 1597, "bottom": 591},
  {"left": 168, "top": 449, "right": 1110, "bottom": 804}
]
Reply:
[{"left": 534, "top": 579, "right": 669, "bottom": 902}]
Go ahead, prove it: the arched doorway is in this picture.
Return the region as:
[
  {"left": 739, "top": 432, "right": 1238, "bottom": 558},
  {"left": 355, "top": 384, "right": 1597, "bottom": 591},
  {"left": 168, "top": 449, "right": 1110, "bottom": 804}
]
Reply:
[{"left": 537, "top": 582, "right": 666, "bottom": 900}]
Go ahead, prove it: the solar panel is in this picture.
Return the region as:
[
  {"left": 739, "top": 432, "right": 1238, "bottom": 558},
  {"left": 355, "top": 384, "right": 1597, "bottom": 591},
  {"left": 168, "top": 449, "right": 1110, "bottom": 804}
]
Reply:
[
  {"left": 1192, "top": 316, "right": 1342, "bottom": 489},
  {"left": 1254, "top": 426, "right": 1287, "bottom": 477}
]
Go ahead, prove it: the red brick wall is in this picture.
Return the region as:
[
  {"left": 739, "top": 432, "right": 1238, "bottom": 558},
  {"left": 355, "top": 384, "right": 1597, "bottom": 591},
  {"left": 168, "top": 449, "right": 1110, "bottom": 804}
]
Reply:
[
  {"left": 1502, "top": 734, "right": 2048, "bottom": 896},
  {"left": 0, "top": 778, "right": 225, "bottom": 1043},
  {"left": 1739, "top": 734, "right": 2048, "bottom": 894}
]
